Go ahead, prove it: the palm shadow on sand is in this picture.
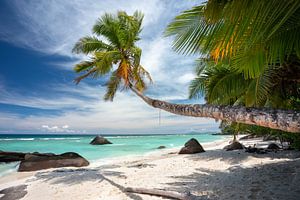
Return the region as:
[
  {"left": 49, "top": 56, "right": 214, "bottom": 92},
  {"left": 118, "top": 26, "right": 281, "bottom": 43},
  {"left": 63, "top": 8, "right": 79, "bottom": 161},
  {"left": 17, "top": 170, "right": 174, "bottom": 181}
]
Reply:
[
  {"left": 33, "top": 166, "right": 143, "bottom": 200},
  {"left": 164, "top": 150, "right": 300, "bottom": 200}
]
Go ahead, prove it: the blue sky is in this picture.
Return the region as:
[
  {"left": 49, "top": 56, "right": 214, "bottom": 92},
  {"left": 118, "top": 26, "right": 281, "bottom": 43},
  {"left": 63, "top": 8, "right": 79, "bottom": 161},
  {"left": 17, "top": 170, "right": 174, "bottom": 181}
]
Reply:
[{"left": 0, "top": 0, "right": 219, "bottom": 134}]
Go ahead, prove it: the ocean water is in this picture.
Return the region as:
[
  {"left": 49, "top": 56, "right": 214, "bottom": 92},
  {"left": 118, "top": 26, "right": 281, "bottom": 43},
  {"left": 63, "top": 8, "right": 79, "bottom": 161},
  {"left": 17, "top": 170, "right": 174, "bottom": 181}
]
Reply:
[{"left": 0, "top": 133, "right": 225, "bottom": 176}]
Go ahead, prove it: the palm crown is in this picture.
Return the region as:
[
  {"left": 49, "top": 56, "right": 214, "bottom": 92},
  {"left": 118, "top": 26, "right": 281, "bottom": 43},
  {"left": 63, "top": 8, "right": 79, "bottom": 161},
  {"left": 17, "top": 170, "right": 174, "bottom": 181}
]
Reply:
[
  {"left": 165, "top": 0, "right": 300, "bottom": 109},
  {"left": 73, "top": 11, "right": 152, "bottom": 101}
]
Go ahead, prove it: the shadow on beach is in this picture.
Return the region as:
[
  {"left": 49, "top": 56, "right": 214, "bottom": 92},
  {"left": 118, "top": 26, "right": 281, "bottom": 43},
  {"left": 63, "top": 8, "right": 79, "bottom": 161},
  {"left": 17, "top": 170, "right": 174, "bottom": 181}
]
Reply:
[
  {"left": 29, "top": 149, "right": 300, "bottom": 200},
  {"left": 33, "top": 166, "right": 143, "bottom": 200},
  {"left": 186, "top": 149, "right": 300, "bottom": 165},
  {"left": 164, "top": 150, "right": 300, "bottom": 200}
]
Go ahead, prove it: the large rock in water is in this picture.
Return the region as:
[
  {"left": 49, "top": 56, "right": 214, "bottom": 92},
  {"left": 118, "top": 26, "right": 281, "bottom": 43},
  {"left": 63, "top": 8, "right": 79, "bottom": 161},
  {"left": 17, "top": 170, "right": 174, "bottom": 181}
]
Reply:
[
  {"left": 178, "top": 138, "right": 205, "bottom": 154},
  {"left": 223, "top": 141, "right": 244, "bottom": 151},
  {"left": 18, "top": 152, "right": 89, "bottom": 172},
  {"left": 0, "top": 151, "right": 26, "bottom": 163},
  {"left": 90, "top": 136, "right": 112, "bottom": 145}
]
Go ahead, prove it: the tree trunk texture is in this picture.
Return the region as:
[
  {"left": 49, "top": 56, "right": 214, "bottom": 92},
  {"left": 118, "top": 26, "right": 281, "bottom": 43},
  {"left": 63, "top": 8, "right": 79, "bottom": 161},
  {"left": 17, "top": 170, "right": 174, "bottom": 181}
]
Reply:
[{"left": 130, "top": 87, "right": 300, "bottom": 133}]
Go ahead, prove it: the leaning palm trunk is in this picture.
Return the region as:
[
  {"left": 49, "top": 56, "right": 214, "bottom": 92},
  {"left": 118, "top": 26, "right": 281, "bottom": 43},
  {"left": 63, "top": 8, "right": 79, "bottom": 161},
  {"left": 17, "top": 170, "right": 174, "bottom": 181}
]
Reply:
[{"left": 130, "top": 87, "right": 300, "bottom": 133}]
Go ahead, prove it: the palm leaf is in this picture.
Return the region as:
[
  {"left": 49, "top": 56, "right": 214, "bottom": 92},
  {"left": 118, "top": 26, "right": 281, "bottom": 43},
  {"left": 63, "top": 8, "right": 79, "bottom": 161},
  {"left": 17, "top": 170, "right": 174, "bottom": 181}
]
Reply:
[
  {"left": 72, "top": 36, "right": 112, "bottom": 54},
  {"left": 104, "top": 71, "right": 121, "bottom": 101}
]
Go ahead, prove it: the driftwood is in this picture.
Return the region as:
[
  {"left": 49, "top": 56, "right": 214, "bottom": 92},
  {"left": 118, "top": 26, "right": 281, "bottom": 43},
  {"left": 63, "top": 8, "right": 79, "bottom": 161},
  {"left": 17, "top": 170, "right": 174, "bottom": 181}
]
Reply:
[{"left": 125, "top": 187, "right": 199, "bottom": 200}]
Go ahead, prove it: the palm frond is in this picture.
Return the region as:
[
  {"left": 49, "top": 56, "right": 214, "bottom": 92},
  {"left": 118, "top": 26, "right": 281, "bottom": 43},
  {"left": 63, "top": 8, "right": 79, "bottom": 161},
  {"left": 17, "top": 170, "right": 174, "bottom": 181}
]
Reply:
[
  {"left": 189, "top": 77, "right": 207, "bottom": 99},
  {"left": 93, "top": 13, "right": 121, "bottom": 48},
  {"left": 93, "top": 51, "right": 121, "bottom": 77},
  {"left": 74, "top": 68, "right": 97, "bottom": 84},
  {"left": 72, "top": 36, "right": 112, "bottom": 54},
  {"left": 73, "top": 60, "right": 95, "bottom": 73},
  {"left": 166, "top": 0, "right": 300, "bottom": 78},
  {"left": 104, "top": 71, "right": 121, "bottom": 101},
  {"left": 207, "top": 69, "right": 249, "bottom": 105}
]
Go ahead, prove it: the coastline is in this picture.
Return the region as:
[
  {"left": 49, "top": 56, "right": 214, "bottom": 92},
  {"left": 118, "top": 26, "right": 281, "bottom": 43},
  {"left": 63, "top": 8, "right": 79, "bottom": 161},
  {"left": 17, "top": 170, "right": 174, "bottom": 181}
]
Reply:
[
  {"left": 0, "top": 136, "right": 231, "bottom": 181},
  {"left": 1, "top": 136, "right": 300, "bottom": 199}
]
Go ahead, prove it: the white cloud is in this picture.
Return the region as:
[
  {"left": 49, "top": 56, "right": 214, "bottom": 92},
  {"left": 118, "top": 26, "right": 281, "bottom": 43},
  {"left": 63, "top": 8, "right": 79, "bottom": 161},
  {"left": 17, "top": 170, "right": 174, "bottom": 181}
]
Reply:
[
  {"left": 2, "top": 0, "right": 174, "bottom": 58},
  {"left": 0, "top": 0, "right": 218, "bottom": 134},
  {"left": 62, "top": 125, "right": 69, "bottom": 129},
  {"left": 41, "top": 125, "right": 76, "bottom": 133},
  {"left": 177, "top": 73, "right": 196, "bottom": 84},
  {"left": 0, "top": 83, "right": 218, "bottom": 134}
]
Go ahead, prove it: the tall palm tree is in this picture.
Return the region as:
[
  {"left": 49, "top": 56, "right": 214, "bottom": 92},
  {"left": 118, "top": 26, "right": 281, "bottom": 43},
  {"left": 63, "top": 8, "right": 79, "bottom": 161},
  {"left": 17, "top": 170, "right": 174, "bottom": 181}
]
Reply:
[
  {"left": 74, "top": 8, "right": 300, "bottom": 133},
  {"left": 73, "top": 11, "right": 152, "bottom": 101}
]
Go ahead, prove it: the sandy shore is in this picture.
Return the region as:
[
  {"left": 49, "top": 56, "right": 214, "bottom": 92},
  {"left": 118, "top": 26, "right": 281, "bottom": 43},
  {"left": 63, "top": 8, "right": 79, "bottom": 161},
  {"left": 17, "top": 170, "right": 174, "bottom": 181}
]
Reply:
[{"left": 1, "top": 136, "right": 300, "bottom": 200}]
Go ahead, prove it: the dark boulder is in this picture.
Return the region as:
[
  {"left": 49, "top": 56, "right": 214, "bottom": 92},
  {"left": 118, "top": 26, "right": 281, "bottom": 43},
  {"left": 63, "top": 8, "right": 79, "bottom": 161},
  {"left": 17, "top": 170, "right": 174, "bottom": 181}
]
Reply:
[
  {"left": 90, "top": 136, "right": 112, "bottom": 145},
  {"left": 24, "top": 152, "right": 55, "bottom": 160},
  {"left": 178, "top": 138, "right": 205, "bottom": 154},
  {"left": 157, "top": 146, "right": 166, "bottom": 149},
  {"left": 0, "top": 151, "right": 26, "bottom": 163},
  {"left": 18, "top": 152, "right": 89, "bottom": 172},
  {"left": 0, "top": 151, "right": 58, "bottom": 163},
  {"left": 223, "top": 141, "right": 244, "bottom": 151},
  {"left": 245, "top": 146, "right": 267, "bottom": 154},
  {"left": 267, "top": 143, "right": 280, "bottom": 150}
]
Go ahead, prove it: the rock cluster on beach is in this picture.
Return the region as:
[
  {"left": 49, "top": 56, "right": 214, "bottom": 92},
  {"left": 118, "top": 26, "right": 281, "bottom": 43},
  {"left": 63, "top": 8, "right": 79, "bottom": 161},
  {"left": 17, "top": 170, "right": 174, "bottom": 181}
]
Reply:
[
  {"left": 90, "top": 136, "right": 112, "bottom": 145},
  {"left": 178, "top": 138, "right": 205, "bottom": 154},
  {"left": 223, "top": 141, "right": 244, "bottom": 151},
  {"left": 18, "top": 152, "right": 89, "bottom": 172},
  {"left": 0, "top": 151, "right": 28, "bottom": 163},
  {"left": 267, "top": 143, "right": 280, "bottom": 150},
  {"left": 0, "top": 151, "right": 89, "bottom": 172}
]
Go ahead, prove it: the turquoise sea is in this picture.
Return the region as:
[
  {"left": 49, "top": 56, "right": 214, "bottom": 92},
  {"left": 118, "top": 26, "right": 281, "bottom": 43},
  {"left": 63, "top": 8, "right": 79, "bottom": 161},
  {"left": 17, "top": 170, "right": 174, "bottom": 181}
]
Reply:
[{"left": 0, "top": 133, "right": 225, "bottom": 177}]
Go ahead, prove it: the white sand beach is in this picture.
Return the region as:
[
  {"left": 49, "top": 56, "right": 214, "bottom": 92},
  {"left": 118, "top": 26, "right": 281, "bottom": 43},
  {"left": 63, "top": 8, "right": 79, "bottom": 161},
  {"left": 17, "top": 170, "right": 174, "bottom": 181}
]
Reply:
[{"left": 1, "top": 137, "right": 300, "bottom": 200}]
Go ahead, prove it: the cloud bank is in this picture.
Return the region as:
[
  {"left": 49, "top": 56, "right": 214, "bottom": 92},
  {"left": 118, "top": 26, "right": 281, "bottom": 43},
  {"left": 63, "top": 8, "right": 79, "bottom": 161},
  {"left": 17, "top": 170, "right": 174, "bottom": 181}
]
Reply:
[{"left": 0, "top": 0, "right": 219, "bottom": 134}]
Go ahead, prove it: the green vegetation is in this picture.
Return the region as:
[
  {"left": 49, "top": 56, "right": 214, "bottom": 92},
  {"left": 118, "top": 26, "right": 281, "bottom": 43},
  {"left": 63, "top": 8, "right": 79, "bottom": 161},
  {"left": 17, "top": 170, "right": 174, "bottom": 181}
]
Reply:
[
  {"left": 73, "top": 1, "right": 300, "bottom": 135},
  {"left": 165, "top": 0, "right": 300, "bottom": 146},
  {"left": 73, "top": 11, "right": 152, "bottom": 101}
]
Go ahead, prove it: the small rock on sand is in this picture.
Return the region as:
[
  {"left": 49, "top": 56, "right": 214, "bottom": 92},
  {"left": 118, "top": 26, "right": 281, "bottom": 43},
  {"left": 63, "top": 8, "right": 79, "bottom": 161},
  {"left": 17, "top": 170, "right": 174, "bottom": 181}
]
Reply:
[
  {"left": 223, "top": 141, "right": 244, "bottom": 151},
  {"left": 179, "top": 138, "right": 205, "bottom": 154}
]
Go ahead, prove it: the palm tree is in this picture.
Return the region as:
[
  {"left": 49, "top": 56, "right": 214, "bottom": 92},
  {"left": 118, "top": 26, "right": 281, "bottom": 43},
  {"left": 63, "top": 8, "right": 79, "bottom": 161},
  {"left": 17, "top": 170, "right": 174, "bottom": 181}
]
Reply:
[
  {"left": 189, "top": 59, "right": 300, "bottom": 109},
  {"left": 73, "top": 8, "right": 300, "bottom": 133},
  {"left": 72, "top": 11, "right": 152, "bottom": 101}
]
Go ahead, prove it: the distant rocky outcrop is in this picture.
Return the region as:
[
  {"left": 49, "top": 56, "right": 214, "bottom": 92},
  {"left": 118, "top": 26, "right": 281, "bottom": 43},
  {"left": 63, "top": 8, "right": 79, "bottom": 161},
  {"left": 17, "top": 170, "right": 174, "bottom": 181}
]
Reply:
[
  {"left": 18, "top": 152, "right": 89, "bottom": 172},
  {"left": 223, "top": 141, "right": 244, "bottom": 151},
  {"left": 157, "top": 146, "right": 166, "bottom": 149},
  {"left": 90, "top": 136, "right": 112, "bottom": 145},
  {"left": 178, "top": 138, "right": 205, "bottom": 154}
]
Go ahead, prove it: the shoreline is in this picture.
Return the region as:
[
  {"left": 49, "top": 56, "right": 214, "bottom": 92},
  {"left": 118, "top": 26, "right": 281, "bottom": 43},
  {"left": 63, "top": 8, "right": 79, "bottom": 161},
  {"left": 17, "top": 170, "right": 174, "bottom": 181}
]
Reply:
[
  {"left": 0, "top": 137, "right": 232, "bottom": 187},
  {"left": 0, "top": 135, "right": 231, "bottom": 178},
  {"left": 90, "top": 136, "right": 233, "bottom": 166},
  {"left": 1, "top": 136, "right": 300, "bottom": 199}
]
